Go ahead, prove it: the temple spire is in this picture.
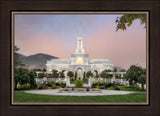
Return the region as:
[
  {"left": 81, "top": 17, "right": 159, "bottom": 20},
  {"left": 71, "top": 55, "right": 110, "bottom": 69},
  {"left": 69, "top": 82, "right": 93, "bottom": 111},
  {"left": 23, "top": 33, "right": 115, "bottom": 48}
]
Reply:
[
  {"left": 79, "top": 23, "right": 81, "bottom": 36},
  {"left": 76, "top": 23, "right": 84, "bottom": 54}
]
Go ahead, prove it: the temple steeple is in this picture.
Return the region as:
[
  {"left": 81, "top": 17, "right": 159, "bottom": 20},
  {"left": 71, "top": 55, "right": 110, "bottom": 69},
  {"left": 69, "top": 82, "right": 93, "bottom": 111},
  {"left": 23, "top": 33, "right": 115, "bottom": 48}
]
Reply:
[
  {"left": 76, "top": 23, "right": 84, "bottom": 54},
  {"left": 79, "top": 23, "right": 81, "bottom": 36}
]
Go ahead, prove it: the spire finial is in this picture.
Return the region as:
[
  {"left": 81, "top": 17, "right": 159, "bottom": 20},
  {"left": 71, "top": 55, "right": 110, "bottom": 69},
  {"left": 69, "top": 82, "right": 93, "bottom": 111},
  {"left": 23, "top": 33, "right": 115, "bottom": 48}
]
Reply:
[{"left": 79, "top": 23, "right": 81, "bottom": 36}]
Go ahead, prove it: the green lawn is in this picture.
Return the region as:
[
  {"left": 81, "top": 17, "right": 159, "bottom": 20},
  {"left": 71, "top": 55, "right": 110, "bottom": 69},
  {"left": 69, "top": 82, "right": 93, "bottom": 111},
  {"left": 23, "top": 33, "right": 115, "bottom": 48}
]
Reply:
[{"left": 14, "top": 91, "right": 146, "bottom": 102}]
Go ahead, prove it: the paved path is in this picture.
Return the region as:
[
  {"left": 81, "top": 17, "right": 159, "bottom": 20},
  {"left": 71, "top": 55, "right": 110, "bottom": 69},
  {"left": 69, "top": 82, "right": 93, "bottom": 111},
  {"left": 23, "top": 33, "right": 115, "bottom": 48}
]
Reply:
[{"left": 24, "top": 89, "right": 135, "bottom": 96}]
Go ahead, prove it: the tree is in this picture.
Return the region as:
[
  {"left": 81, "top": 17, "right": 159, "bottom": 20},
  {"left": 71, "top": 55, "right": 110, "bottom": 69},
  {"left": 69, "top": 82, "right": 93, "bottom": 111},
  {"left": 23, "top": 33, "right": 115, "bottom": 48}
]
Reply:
[
  {"left": 94, "top": 70, "right": 99, "bottom": 78},
  {"left": 14, "top": 46, "right": 24, "bottom": 68},
  {"left": 59, "top": 70, "right": 65, "bottom": 78},
  {"left": 100, "top": 70, "right": 110, "bottom": 79},
  {"left": 86, "top": 71, "right": 93, "bottom": 78},
  {"left": 120, "top": 69, "right": 126, "bottom": 72},
  {"left": 125, "top": 65, "right": 145, "bottom": 86},
  {"left": 138, "top": 74, "right": 146, "bottom": 90},
  {"left": 14, "top": 68, "right": 30, "bottom": 89},
  {"left": 14, "top": 46, "right": 20, "bottom": 68},
  {"left": 83, "top": 72, "right": 86, "bottom": 79},
  {"left": 43, "top": 68, "right": 46, "bottom": 72},
  {"left": 52, "top": 69, "right": 59, "bottom": 78},
  {"left": 75, "top": 72, "right": 77, "bottom": 80},
  {"left": 115, "top": 14, "right": 146, "bottom": 31},
  {"left": 14, "top": 68, "right": 20, "bottom": 89},
  {"left": 67, "top": 71, "right": 74, "bottom": 78},
  {"left": 29, "top": 70, "right": 37, "bottom": 88},
  {"left": 59, "top": 72, "right": 65, "bottom": 78},
  {"left": 113, "top": 68, "right": 117, "bottom": 72},
  {"left": 105, "top": 69, "right": 112, "bottom": 72}
]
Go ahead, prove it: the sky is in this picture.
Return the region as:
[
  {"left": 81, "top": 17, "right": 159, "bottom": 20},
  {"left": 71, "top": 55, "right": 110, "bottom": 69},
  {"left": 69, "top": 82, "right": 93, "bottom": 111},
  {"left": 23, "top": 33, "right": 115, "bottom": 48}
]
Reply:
[{"left": 14, "top": 14, "right": 146, "bottom": 69}]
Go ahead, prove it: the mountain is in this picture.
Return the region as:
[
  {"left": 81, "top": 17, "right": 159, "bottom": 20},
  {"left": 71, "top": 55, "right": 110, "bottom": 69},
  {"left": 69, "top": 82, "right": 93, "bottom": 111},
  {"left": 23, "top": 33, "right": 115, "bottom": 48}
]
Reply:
[
  {"left": 113, "top": 66, "right": 126, "bottom": 72},
  {"left": 17, "top": 53, "right": 59, "bottom": 69}
]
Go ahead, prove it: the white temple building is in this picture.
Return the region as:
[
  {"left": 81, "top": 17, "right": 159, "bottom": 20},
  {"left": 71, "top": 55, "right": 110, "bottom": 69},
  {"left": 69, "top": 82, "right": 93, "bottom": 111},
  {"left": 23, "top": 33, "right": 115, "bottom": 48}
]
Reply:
[{"left": 46, "top": 24, "right": 113, "bottom": 79}]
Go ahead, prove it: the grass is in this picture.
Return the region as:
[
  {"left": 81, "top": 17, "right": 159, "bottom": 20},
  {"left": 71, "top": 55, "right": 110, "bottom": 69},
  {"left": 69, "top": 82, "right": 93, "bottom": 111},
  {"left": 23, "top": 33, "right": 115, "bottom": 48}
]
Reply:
[{"left": 14, "top": 91, "right": 146, "bottom": 102}]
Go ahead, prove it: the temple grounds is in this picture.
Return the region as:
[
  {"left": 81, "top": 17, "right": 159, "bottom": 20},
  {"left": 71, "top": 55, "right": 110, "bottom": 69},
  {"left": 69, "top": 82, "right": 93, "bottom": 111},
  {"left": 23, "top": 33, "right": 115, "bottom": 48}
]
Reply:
[{"left": 14, "top": 91, "right": 146, "bottom": 102}]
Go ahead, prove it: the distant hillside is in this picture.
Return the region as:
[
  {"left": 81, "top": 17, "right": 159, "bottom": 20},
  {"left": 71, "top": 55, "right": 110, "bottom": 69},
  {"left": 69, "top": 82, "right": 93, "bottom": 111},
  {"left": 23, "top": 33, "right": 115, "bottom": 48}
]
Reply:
[
  {"left": 113, "top": 67, "right": 126, "bottom": 72},
  {"left": 17, "top": 53, "right": 59, "bottom": 69}
]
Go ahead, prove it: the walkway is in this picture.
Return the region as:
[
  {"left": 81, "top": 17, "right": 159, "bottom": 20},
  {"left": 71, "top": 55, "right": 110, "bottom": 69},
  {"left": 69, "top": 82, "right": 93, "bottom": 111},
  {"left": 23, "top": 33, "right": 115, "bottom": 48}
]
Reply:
[{"left": 24, "top": 89, "right": 135, "bottom": 96}]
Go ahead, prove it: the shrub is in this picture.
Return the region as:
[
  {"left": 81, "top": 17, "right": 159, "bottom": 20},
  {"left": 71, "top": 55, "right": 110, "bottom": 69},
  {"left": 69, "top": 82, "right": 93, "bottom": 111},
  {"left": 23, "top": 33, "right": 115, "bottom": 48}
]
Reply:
[
  {"left": 70, "top": 79, "right": 75, "bottom": 81},
  {"left": 104, "top": 83, "right": 113, "bottom": 89},
  {"left": 118, "top": 85, "right": 143, "bottom": 91},
  {"left": 91, "top": 83, "right": 97, "bottom": 88},
  {"left": 17, "top": 85, "right": 31, "bottom": 90},
  {"left": 70, "top": 79, "right": 75, "bottom": 84},
  {"left": 38, "top": 85, "right": 48, "bottom": 89},
  {"left": 38, "top": 85, "right": 43, "bottom": 89},
  {"left": 74, "top": 80, "right": 84, "bottom": 88},
  {"left": 38, "top": 73, "right": 44, "bottom": 78},
  {"left": 47, "top": 74, "right": 52, "bottom": 78},
  {"left": 96, "top": 86, "right": 100, "bottom": 89},
  {"left": 56, "top": 86, "right": 62, "bottom": 89},
  {"left": 47, "top": 87, "right": 52, "bottom": 89},
  {"left": 50, "top": 80, "right": 56, "bottom": 85},
  {"left": 56, "top": 81, "right": 66, "bottom": 88},
  {"left": 83, "top": 78, "right": 88, "bottom": 83},
  {"left": 114, "top": 86, "right": 120, "bottom": 90},
  {"left": 107, "top": 86, "right": 113, "bottom": 90}
]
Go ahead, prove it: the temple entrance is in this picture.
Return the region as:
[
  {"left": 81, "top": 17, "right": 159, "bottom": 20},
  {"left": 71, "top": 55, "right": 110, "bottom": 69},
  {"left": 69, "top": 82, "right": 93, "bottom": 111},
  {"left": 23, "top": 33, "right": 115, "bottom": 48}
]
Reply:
[{"left": 77, "top": 67, "right": 83, "bottom": 80}]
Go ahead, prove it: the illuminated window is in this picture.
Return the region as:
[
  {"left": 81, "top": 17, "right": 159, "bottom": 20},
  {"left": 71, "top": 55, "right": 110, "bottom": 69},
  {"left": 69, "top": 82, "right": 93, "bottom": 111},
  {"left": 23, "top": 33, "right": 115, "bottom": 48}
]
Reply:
[{"left": 77, "top": 57, "right": 83, "bottom": 65}]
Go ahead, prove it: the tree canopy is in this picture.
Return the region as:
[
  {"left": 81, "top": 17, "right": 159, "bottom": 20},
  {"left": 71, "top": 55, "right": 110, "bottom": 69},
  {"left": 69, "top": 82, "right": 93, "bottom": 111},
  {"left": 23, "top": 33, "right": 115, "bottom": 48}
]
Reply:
[
  {"left": 115, "top": 14, "right": 146, "bottom": 31},
  {"left": 59, "top": 72, "right": 65, "bottom": 78},
  {"left": 52, "top": 69, "right": 59, "bottom": 78},
  {"left": 138, "top": 74, "right": 146, "bottom": 90},
  {"left": 29, "top": 70, "right": 37, "bottom": 88},
  {"left": 14, "top": 46, "right": 21, "bottom": 68},
  {"left": 67, "top": 71, "right": 74, "bottom": 78},
  {"left": 15, "top": 68, "right": 30, "bottom": 85},
  {"left": 86, "top": 71, "right": 93, "bottom": 78},
  {"left": 125, "top": 65, "right": 146, "bottom": 86},
  {"left": 100, "top": 70, "right": 110, "bottom": 79}
]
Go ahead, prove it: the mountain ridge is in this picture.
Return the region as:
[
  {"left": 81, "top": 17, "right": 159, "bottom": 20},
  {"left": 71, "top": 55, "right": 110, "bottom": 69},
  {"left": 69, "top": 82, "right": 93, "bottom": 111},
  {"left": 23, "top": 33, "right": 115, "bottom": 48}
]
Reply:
[{"left": 17, "top": 53, "right": 59, "bottom": 69}]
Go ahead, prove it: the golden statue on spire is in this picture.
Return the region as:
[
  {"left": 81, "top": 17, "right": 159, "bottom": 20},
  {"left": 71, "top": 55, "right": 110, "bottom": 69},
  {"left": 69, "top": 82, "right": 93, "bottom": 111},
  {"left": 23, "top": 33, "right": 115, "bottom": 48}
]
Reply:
[{"left": 79, "top": 23, "right": 81, "bottom": 36}]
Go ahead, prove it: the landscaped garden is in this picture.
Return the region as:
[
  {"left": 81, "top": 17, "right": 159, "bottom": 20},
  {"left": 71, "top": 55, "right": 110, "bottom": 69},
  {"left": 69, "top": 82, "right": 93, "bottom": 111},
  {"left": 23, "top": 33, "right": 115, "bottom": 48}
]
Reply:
[
  {"left": 14, "top": 78, "right": 146, "bottom": 102},
  {"left": 14, "top": 64, "right": 147, "bottom": 103}
]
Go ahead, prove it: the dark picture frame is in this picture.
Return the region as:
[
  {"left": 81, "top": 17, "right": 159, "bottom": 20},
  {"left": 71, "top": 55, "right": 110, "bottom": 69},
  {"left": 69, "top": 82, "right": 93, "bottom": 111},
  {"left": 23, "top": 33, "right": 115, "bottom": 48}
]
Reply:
[
  {"left": 0, "top": 0, "right": 160, "bottom": 116},
  {"left": 11, "top": 11, "right": 149, "bottom": 105}
]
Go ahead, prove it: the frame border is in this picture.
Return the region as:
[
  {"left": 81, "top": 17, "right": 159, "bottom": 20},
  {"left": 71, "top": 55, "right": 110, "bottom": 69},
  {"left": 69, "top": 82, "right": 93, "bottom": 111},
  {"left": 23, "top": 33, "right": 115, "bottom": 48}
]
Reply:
[{"left": 11, "top": 11, "right": 149, "bottom": 105}]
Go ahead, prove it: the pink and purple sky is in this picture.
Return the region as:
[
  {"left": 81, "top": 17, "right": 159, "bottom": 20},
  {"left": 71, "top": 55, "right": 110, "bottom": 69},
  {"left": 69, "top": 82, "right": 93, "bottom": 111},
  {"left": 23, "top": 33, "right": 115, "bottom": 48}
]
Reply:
[{"left": 15, "top": 14, "right": 146, "bottom": 69}]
